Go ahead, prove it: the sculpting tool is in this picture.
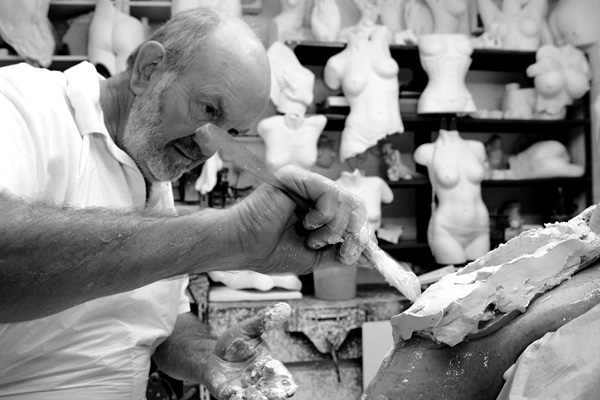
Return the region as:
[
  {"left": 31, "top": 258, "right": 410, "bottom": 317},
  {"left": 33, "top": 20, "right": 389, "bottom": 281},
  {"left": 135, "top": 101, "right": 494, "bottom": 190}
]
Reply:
[{"left": 197, "top": 124, "right": 422, "bottom": 302}]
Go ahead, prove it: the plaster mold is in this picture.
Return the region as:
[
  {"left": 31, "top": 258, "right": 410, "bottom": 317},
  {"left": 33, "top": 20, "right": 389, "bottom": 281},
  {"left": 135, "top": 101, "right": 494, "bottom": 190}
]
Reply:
[{"left": 392, "top": 205, "right": 600, "bottom": 346}]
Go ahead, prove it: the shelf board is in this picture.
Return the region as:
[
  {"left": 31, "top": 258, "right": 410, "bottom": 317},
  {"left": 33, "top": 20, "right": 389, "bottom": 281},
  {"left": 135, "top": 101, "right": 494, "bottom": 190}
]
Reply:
[
  {"left": 49, "top": 0, "right": 97, "bottom": 19},
  {"left": 482, "top": 177, "right": 591, "bottom": 188},
  {"left": 321, "top": 113, "right": 589, "bottom": 134},
  {"left": 386, "top": 176, "right": 589, "bottom": 189},
  {"left": 379, "top": 239, "right": 429, "bottom": 252},
  {"left": 128, "top": 0, "right": 171, "bottom": 21},
  {"left": 289, "top": 41, "right": 537, "bottom": 73}
]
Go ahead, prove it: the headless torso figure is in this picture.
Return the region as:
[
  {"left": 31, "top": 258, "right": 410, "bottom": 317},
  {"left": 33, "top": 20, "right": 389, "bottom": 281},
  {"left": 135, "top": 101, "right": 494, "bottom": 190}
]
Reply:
[
  {"left": 335, "top": 169, "right": 394, "bottom": 232},
  {"left": 526, "top": 44, "right": 591, "bottom": 119},
  {"left": 257, "top": 113, "right": 327, "bottom": 172},
  {"left": 269, "top": 0, "right": 310, "bottom": 44},
  {"left": 414, "top": 129, "right": 490, "bottom": 265},
  {"left": 477, "top": 0, "right": 552, "bottom": 51},
  {"left": 423, "top": 0, "right": 471, "bottom": 34},
  {"left": 88, "top": 0, "right": 146, "bottom": 77},
  {"left": 417, "top": 32, "right": 476, "bottom": 113},
  {"left": 324, "top": 25, "right": 404, "bottom": 162},
  {"left": 337, "top": 0, "right": 379, "bottom": 42},
  {"left": 267, "top": 41, "right": 315, "bottom": 116}
]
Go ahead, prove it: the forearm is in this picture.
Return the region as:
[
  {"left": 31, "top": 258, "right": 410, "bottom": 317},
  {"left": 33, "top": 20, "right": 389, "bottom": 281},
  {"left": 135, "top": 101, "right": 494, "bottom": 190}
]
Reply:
[
  {"left": 0, "top": 194, "right": 243, "bottom": 322},
  {"left": 152, "top": 312, "right": 217, "bottom": 384}
]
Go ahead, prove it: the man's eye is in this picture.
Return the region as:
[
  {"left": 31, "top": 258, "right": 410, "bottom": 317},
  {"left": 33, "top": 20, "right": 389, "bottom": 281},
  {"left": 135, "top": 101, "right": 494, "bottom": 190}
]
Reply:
[{"left": 204, "top": 104, "right": 217, "bottom": 117}]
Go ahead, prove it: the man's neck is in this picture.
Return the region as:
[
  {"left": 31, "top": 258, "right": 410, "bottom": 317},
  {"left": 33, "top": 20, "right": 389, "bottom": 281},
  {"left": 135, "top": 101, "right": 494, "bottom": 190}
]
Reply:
[{"left": 99, "top": 73, "right": 135, "bottom": 147}]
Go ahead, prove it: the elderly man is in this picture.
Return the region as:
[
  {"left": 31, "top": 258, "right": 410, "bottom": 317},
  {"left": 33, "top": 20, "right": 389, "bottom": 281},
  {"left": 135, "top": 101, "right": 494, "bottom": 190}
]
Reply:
[{"left": 0, "top": 9, "right": 369, "bottom": 399}]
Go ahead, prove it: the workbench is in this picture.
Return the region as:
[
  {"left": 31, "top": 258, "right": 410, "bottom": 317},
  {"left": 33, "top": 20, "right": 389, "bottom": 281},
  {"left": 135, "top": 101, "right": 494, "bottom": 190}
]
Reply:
[{"left": 194, "top": 277, "right": 410, "bottom": 400}]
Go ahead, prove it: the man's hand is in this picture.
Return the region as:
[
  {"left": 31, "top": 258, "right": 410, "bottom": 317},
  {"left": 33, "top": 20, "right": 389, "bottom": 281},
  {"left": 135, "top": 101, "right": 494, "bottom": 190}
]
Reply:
[
  {"left": 203, "top": 303, "right": 298, "bottom": 400},
  {"left": 227, "top": 165, "right": 373, "bottom": 276}
]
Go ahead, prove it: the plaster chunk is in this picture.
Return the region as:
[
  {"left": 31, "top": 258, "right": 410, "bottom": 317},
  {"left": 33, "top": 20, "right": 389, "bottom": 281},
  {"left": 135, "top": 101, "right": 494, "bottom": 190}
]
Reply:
[{"left": 392, "top": 205, "right": 600, "bottom": 347}]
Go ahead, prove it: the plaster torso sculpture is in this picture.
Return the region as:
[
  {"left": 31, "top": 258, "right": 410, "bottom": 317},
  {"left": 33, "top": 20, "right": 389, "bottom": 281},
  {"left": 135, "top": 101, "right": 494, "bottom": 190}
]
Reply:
[
  {"left": 476, "top": 0, "right": 552, "bottom": 51},
  {"left": 171, "top": 0, "right": 241, "bottom": 16},
  {"left": 337, "top": 0, "right": 380, "bottom": 42},
  {"left": 310, "top": 0, "right": 341, "bottom": 42},
  {"left": 88, "top": 0, "right": 146, "bottom": 77},
  {"left": 423, "top": 0, "right": 470, "bottom": 34},
  {"left": 378, "top": 0, "right": 404, "bottom": 36},
  {"left": 269, "top": 0, "right": 310, "bottom": 44},
  {"left": 335, "top": 169, "right": 394, "bottom": 232},
  {"left": 502, "top": 83, "right": 536, "bottom": 119},
  {"left": 0, "top": 0, "right": 54, "bottom": 68},
  {"left": 526, "top": 44, "right": 591, "bottom": 120},
  {"left": 417, "top": 33, "right": 476, "bottom": 114},
  {"left": 208, "top": 271, "right": 302, "bottom": 292},
  {"left": 257, "top": 113, "right": 327, "bottom": 172},
  {"left": 548, "top": 0, "right": 600, "bottom": 138},
  {"left": 324, "top": 25, "right": 404, "bottom": 162},
  {"left": 195, "top": 152, "right": 224, "bottom": 195},
  {"left": 414, "top": 129, "right": 490, "bottom": 265},
  {"left": 267, "top": 42, "right": 315, "bottom": 117},
  {"left": 171, "top": 0, "right": 242, "bottom": 16}
]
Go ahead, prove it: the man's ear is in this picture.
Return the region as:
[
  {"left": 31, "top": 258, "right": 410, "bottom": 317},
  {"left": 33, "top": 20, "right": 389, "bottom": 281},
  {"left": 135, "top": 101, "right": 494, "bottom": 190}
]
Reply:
[{"left": 130, "top": 41, "right": 167, "bottom": 95}]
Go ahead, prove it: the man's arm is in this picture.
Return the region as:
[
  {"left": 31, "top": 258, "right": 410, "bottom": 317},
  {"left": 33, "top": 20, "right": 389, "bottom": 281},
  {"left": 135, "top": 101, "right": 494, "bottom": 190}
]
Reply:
[
  {"left": 0, "top": 194, "right": 240, "bottom": 322},
  {"left": 151, "top": 312, "right": 216, "bottom": 384},
  {"left": 1, "top": 166, "right": 370, "bottom": 323}
]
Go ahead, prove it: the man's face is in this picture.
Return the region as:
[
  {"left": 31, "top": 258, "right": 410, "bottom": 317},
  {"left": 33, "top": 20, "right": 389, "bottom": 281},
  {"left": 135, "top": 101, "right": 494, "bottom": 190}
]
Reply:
[{"left": 122, "top": 22, "right": 271, "bottom": 183}]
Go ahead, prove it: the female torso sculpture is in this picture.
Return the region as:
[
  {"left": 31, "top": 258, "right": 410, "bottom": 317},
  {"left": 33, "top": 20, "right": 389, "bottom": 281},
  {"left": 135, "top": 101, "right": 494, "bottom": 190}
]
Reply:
[
  {"left": 417, "top": 33, "right": 476, "bottom": 113},
  {"left": 477, "top": 0, "right": 552, "bottom": 51},
  {"left": 414, "top": 129, "right": 490, "bottom": 265},
  {"left": 324, "top": 25, "right": 404, "bottom": 162},
  {"left": 335, "top": 169, "right": 394, "bottom": 232},
  {"left": 257, "top": 113, "right": 327, "bottom": 172}
]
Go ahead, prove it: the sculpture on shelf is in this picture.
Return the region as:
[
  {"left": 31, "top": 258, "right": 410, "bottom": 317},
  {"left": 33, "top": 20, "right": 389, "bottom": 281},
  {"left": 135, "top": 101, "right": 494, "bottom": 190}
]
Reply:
[
  {"left": 403, "top": 0, "right": 434, "bottom": 38},
  {"left": 257, "top": 113, "right": 327, "bottom": 172},
  {"left": 195, "top": 152, "right": 224, "bottom": 195},
  {"left": 171, "top": 0, "right": 242, "bottom": 17},
  {"left": 414, "top": 129, "right": 490, "bottom": 265},
  {"left": 548, "top": 0, "right": 600, "bottom": 136},
  {"left": 382, "top": 142, "right": 420, "bottom": 181},
  {"left": 268, "top": 0, "right": 311, "bottom": 45},
  {"left": 417, "top": 33, "right": 476, "bottom": 114},
  {"left": 324, "top": 25, "right": 404, "bottom": 162},
  {"left": 378, "top": 0, "right": 405, "bottom": 36},
  {"left": 0, "top": 0, "right": 54, "bottom": 68},
  {"left": 335, "top": 169, "right": 394, "bottom": 232},
  {"left": 475, "top": 0, "right": 553, "bottom": 51},
  {"left": 315, "top": 135, "right": 338, "bottom": 169},
  {"left": 502, "top": 83, "right": 536, "bottom": 119},
  {"left": 338, "top": 0, "right": 380, "bottom": 42},
  {"left": 526, "top": 44, "right": 591, "bottom": 120},
  {"left": 310, "top": 0, "right": 341, "bottom": 42},
  {"left": 208, "top": 271, "right": 302, "bottom": 292},
  {"left": 88, "top": 0, "right": 146, "bottom": 77},
  {"left": 421, "top": 0, "right": 471, "bottom": 35},
  {"left": 506, "top": 140, "right": 584, "bottom": 179},
  {"left": 267, "top": 41, "right": 315, "bottom": 117}
]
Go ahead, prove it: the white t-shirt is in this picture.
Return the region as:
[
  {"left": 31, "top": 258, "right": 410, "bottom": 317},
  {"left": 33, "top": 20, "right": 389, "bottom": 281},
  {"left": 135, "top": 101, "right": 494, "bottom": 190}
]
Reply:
[{"left": 0, "top": 62, "right": 190, "bottom": 399}]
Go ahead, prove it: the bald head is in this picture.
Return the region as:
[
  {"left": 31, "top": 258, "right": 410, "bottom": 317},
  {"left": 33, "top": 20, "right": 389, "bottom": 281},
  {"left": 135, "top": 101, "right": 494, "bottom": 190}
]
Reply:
[{"left": 127, "top": 8, "right": 269, "bottom": 78}]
